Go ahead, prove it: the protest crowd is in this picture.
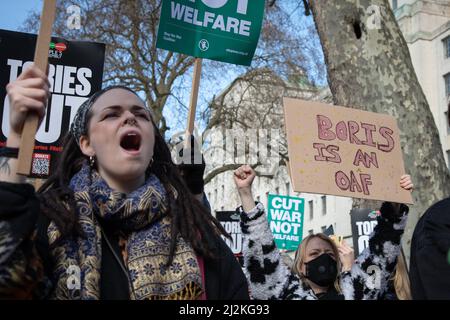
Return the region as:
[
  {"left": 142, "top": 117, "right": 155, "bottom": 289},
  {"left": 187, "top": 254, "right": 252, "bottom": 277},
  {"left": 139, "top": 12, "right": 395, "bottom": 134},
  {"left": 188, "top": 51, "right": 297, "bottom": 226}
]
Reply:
[{"left": 0, "top": 0, "right": 450, "bottom": 302}]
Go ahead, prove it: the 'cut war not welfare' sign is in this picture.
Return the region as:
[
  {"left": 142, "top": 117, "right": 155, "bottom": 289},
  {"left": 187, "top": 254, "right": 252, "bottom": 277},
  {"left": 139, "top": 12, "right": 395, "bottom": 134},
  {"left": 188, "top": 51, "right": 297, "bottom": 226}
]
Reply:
[
  {"left": 156, "top": 0, "right": 265, "bottom": 66},
  {"left": 267, "top": 194, "right": 304, "bottom": 251},
  {"left": 283, "top": 98, "right": 413, "bottom": 204},
  {"left": 0, "top": 29, "right": 105, "bottom": 178}
]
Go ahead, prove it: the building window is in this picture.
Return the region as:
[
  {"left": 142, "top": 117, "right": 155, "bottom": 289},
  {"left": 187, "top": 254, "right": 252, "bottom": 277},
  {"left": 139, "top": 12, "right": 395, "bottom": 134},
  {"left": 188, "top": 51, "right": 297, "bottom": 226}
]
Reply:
[
  {"left": 444, "top": 36, "right": 450, "bottom": 59},
  {"left": 256, "top": 195, "right": 261, "bottom": 203},
  {"left": 321, "top": 196, "right": 327, "bottom": 216},
  {"left": 308, "top": 229, "right": 314, "bottom": 236},
  {"left": 446, "top": 112, "right": 450, "bottom": 135},
  {"left": 447, "top": 108, "right": 450, "bottom": 128},
  {"left": 391, "top": 0, "right": 398, "bottom": 11},
  {"left": 309, "top": 200, "right": 314, "bottom": 220},
  {"left": 275, "top": 187, "right": 280, "bottom": 195},
  {"left": 286, "top": 182, "right": 290, "bottom": 196},
  {"left": 221, "top": 206, "right": 224, "bottom": 211},
  {"left": 445, "top": 73, "right": 450, "bottom": 98},
  {"left": 447, "top": 150, "right": 450, "bottom": 170},
  {"left": 321, "top": 226, "right": 327, "bottom": 233}
]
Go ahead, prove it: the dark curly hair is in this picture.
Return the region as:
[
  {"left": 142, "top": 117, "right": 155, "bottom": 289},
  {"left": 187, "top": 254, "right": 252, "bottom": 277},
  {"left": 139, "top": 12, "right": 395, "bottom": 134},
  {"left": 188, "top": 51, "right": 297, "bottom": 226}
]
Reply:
[{"left": 37, "top": 86, "right": 228, "bottom": 264}]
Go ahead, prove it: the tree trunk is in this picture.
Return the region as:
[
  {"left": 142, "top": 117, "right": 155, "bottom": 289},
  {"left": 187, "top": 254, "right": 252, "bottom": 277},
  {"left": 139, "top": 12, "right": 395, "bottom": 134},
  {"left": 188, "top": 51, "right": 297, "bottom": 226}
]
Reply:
[{"left": 308, "top": 0, "right": 450, "bottom": 265}]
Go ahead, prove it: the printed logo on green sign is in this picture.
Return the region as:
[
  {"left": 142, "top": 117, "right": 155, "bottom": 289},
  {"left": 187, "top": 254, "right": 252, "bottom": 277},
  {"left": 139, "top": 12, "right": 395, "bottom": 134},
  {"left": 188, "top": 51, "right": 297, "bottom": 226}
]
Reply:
[
  {"left": 156, "top": 0, "right": 265, "bottom": 66},
  {"left": 267, "top": 194, "right": 305, "bottom": 251},
  {"left": 199, "top": 39, "right": 209, "bottom": 51}
]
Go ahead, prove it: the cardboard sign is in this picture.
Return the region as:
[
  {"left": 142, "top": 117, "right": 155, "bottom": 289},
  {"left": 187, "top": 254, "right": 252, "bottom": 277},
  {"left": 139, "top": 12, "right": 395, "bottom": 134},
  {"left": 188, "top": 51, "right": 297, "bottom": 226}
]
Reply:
[
  {"left": 283, "top": 98, "right": 413, "bottom": 204},
  {"left": 350, "top": 208, "right": 379, "bottom": 256},
  {"left": 156, "top": 0, "right": 265, "bottom": 66},
  {"left": 17, "top": 0, "right": 56, "bottom": 175},
  {"left": 0, "top": 29, "right": 105, "bottom": 178},
  {"left": 267, "top": 194, "right": 304, "bottom": 251},
  {"left": 216, "top": 211, "right": 243, "bottom": 266}
]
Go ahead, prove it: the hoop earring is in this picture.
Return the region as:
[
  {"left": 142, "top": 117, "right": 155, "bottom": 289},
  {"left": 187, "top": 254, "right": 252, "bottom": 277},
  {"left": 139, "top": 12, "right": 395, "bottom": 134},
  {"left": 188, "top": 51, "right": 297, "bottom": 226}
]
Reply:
[{"left": 89, "top": 156, "right": 96, "bottom": 168}]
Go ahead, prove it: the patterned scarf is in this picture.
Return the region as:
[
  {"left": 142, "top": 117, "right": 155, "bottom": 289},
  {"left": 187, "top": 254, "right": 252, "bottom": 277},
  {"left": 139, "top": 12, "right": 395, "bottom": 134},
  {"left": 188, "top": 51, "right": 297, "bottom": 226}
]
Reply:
[{"left": 47, "top": 163, "right": 203, "bottom": 300}]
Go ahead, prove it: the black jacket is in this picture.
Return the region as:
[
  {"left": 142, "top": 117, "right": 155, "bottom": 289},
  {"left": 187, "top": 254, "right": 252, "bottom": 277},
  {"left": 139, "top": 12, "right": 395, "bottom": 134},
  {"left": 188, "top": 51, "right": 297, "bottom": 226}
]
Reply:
[
  {"left": 409, "top": 197, "right": 450, "bottom": 299},
  {"left": 0, "top": 181, "right": 249, "bottom": 300}
]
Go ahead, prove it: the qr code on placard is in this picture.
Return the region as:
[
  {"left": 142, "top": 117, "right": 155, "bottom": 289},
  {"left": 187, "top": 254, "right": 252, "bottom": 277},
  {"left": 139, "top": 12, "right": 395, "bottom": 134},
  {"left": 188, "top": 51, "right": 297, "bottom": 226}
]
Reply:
[{"left": 32, "top": 153, "right": 51, "bottom": 176}]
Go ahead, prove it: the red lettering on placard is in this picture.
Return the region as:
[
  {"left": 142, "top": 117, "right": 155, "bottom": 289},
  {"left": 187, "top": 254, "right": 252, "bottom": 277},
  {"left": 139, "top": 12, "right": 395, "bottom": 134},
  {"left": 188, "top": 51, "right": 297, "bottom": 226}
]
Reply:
[
  {"left": 378, "top": 127, "right": 395, "bottom": 152},
  {"left": 360, "top": 174, "right": 372, "bottom": 195},
  {"left": 313, "top": 143, "right": 327, "bottom": 161},
  {"left": 353, "top": 150, "right": 379, "bottom": 168},
  {"left": 335, "top": 170, "right": 372, "bottom": 195},
  {"left": 336, "top": 121, "right": 348, "bottom": 141},
  {"left": 335, "top": 171, "right": 350, "bottom": 190},
  {"left": 326, "top": 145, "right": 341, "bottom": 163},
  {"left": 348, "top": 121, "right": 362, "bottom": 145},
  {"left": 313, "top": 143, "right": 341, "bottom": 163},
  {"left": 317, "top": 115, "right": 336, "bottom": 141},
  {"left": 314, "top": 117, "right": 396, "bottom": 153},
  {"left": 361, "top": 123, "right": 377, "bottom": 147}
]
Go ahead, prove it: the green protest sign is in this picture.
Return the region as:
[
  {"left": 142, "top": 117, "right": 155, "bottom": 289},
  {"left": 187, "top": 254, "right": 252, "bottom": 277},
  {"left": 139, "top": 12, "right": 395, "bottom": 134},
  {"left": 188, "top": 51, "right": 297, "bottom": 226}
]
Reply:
[
  {"left": 267, "top": 194, "right": 305, "bottom": 251},
  {"left": 156, "top": 0, "right": 265, "bottom": 66}
]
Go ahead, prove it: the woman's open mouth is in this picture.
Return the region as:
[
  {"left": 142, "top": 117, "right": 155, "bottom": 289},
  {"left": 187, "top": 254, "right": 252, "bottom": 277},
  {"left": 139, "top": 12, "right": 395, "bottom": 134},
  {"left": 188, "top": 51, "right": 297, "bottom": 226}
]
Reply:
[{"left": 120, "top": 131, "right": 142, "bottom": 153}]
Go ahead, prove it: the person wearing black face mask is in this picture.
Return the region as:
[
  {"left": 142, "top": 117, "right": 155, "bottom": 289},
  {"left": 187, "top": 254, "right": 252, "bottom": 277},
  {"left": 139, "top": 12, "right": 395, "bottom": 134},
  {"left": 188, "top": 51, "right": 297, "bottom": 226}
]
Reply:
[
  {"left": 305, "top": 254, "right": 340, "bottom": 300},
  {"left": 305, "top": 253, "right": 338, "bottom": 287},
  {"left": 287, "top": 232, "right": 354, "bottom": 300},
  {"left": 291, "top": 233, "right": 353, "bottom": 300},
  {"left": 234, "top": 165, "right": 413, "bottom": 300}
]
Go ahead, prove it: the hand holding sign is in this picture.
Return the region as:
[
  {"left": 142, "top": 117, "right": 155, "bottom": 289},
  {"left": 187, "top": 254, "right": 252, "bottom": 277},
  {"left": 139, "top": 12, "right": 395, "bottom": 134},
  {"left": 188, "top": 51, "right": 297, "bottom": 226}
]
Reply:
[
  {"left": 17, "top": 0, "right": 56, "bottom": 175},
  {"left": 6, "top": 65, "right": 50, "bottom": 138},
  {"left": 400, "top": 174, "right": 413, "bottom": 191},
  {"left": 1, "top": 65, "right": 50, "bottom": 184}
]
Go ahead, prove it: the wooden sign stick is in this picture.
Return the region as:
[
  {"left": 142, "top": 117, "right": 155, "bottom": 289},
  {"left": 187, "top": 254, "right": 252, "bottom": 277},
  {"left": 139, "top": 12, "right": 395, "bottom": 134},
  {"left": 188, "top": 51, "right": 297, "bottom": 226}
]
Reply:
[
  {"left": 16, "top": 0, "right": 57, "bottom": 176},
  {"left": 185, "top": 58, "right": 202, "bottom": 148}
]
